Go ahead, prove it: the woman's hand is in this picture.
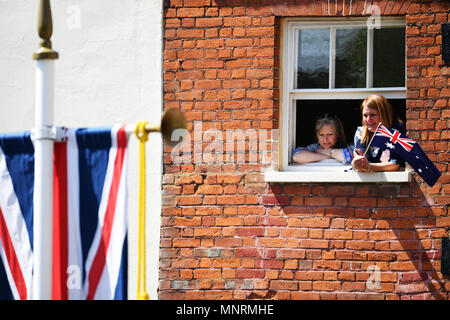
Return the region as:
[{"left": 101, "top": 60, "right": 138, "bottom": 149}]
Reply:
[
  {"left": 315, "top": 147, "right": 332, "bottom": 157},
  {"left": 351, "top": 149, "right": 370, "bottom": 172},
  {"left": 317, "top": 147, "right": 346, "bottom": 163}
]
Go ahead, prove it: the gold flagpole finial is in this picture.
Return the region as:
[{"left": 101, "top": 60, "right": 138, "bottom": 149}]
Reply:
[{"left": 33, "top": 0, "right": 59, "bottom": 60}]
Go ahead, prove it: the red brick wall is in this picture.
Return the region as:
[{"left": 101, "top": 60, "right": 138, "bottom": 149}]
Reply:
[{"left": 161, "top": 0, "right": 449, "bottom": 300}]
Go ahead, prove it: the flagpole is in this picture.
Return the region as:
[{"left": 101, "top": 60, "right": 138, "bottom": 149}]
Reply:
[
  {"left": 32, "top": 0, "right": 58, "bottom": 300},
  {"left": 363, "top": 122, "right": 381, "bottom": 157}
]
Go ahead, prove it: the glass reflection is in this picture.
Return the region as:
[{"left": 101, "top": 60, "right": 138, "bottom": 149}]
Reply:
[
  {"left": 297, "top": 29, "right": 330, "bottom": 89},
  {"left": 335, "top": 28, "right": 367, "bottom": 88}
]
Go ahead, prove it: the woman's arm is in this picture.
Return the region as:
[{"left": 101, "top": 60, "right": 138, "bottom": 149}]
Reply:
[
  {"left": 368, "top": 162, "right": 400, "bottom": 172},
  {"left": 293, "top": 150, "right": 329, "bottom": 164},
  {"left": 351, "top": 151, "right": 400, "bottom": 172},
  {"left": 315, "top": 147, "right": 350, "bottom": 163},
  {"left": 331, "top": 148, "right": 346, "bottom": 163}
]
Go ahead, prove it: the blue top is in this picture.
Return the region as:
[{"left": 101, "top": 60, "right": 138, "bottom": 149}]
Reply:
[{"left": 353, "top": 121, "right": 406, "bottom": 167}]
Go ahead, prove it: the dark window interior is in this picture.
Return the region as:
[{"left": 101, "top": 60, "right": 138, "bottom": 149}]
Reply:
[{"left": 295, "top": 99, "right": 406, "bottom": 149}]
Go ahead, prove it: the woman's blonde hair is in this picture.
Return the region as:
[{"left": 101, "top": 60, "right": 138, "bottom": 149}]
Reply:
[
  {"left": 315, "top": 114, "right": 347, "bottom": 148},
  {"left": 360, "top": 94, "right": 395, "bottom": 145}
]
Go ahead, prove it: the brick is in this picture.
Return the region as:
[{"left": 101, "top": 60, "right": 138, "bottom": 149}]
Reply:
[
  {"left": 213, "top": 258, "right": 241, "bottom": 268},
  {"left": 369, "top": 231, "right": 397, "bottom": 241},
  {"left": 173, "top": 238, "right": 200, "bottom": 247},
  {"left": 346, "top": 241, "right": 374, "bottom": 250},
  {"left": 224, "top": 16, "right": 252, "bottom": 27},
  {"left": 177, "top": 28, "right": 205, "bottom": 38},
  {"left": 302, "top": 217, "right": 330, "bottom": 228},
  {"left": 236, "top": 227, "right": 265, "bottom": 237},
  {"left": 406, "top": 57, "right": 434, "bottom": 66},
  {"left": 270, "top": 280, "right": 298, "bottom": 290},
  {"left": 194, "top": 227, "right": 222, "bottom": 237},
  {"left": 399, "top": 272, "right": 428, "bottom": 283},
  {"left": 246, "top": 27, "right": 275, "bottom": 37},
  {"left": 196, "top": 184, "right": 223, "bottom": 194},
  {"left": 194, "top": 269, "right": 221, "bottom": 279},
  {"left": 216, "top": 217, "right": 242, "bottom": 226},
  {"left": 236, "top": 269, "right": 265, "bottom": 279},
  {"left": 195, "top": 17, "right": 223, "bottom": 27},
  {"left": 324, "top": 230, "right": 353, "bottom": 240},
  {"left": 261, "top": 195, "right": 290, "bottom": 205},
  {"left": 225, "top": 38, "right": 253, "bottom": 48},
  {"left": 196, "top": 39, "right": 224, "bottom": 48},
  {"left": 300, "top": 240, "right": 329, "bottom": 249},
  {"left": 177, "top": 8, "right": 205, "bottom": 17},
  {"left": 346, "top": 219, "right": 375, "bottom": 229},
  {"left": 247, "top": 89, "right": 274, "bottom": 99},
  {"left": 441, "top": 88, "right": 450, "bottom": 97},
  {"left": 326, "top": 185, "right": 354, "bottom": 196},
  {"left": 176, "top": 70, "right": 203, "bottom": 80},
  {"left": 367, "top": 252, "right": 396, "bottom": 262},
  {"left": 312, "top": 281, "right": 341, "bottom": 292},
  {"left": 390, "top": 261, "right": 419, "bottom": 271},
  {"left": 196, "top": 59, "right": 224, "bottom": 69},
  {"left": 235, "top": 248, "right": 261, "bottom": 258},
  {"left": 258, "top": 238, "right": 286, "bottom": 247},
  {"left": 216, "top": 195, "right": 245, "bottom": 205},
  {"left": 174, "top": 217, "right": 202, "bottom": 226},
  {"left": 406, "top": 14, "right": 435, "bottom": 25},
  {"left": 183, "top": 0, "right": 211, "bottom": 7},
  {"left": 223, "top": 79, "right": 251, "bottom": 89},
  {"left": 304, "top": 195, "right": 333, "bottom": 206},
  {"left": 217, "top": 174, "right": 243, "bottom": 184},
  {"left": 177, "top": 195, "right": 202, "bottom": 205},
  {"left": 278, "top": 249, "right": 306, "bottom": 259}
]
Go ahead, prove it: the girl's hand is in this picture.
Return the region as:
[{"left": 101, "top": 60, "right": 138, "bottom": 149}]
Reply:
[
  {"left": 351, "top": 149, "right": 370, "bottom": 171},
  {"left": 316, "top": 147, "right": 331, "bottom": 157}
]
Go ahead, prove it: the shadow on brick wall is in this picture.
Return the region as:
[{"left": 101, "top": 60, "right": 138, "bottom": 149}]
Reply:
[{"left": 267, "top": 181, "right": 449, "bottom": 299}]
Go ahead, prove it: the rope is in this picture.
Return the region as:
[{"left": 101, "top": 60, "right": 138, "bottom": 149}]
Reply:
[{"left": 135, "top": 121, "right": 149, "bottom": 300}]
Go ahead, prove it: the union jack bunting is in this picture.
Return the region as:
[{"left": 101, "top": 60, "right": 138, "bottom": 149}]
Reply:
[
  {"left": 371, "top": 124, "right": 441, "bottom": 187},
  {"left": 0, "top": 125, "right": 128, "bottom": 300}
]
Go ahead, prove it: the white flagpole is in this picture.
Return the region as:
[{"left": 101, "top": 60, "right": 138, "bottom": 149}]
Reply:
[
  {"left": 363, "top": 122, "right": 382, "bottom": 157},
  {"left": 32, "top": 0, "right": 58, "bottom": 300}
]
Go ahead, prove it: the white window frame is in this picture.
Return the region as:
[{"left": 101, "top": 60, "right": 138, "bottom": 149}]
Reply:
[{"left": 266, "top": 17, "right": 410, "bottom": 183}]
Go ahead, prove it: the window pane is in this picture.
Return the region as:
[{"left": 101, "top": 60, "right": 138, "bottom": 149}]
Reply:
[
  {"left": 335, "top": 28, "right": 367, "bottom": 88},
  {"left": 297, "top": 29, "right": 329, "bottom": 89},
  {"left": 373, "top": 28, "right": 405, "bottom": 87}
]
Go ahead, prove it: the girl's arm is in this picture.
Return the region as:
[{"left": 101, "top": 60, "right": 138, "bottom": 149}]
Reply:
[
  {"left": 351, "top": 149, "right": 400, "bottom": 172},
  {"left": 367, "top": 162, "right": 400, "bottom": 172},
  {"left": 293, "top": 150, "right": 329, "bottom": 164}
]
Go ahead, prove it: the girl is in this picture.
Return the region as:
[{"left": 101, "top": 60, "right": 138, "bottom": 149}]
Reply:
[
  {"left": 292, "top": 114, "right": 353, "bottom": 164},
  {"left": 351, "top": 94, "right": 405, "bottom": 172}
]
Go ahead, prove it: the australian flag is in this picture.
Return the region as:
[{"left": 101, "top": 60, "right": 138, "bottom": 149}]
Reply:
[
  {"left": 0, "top": 125, "right": 128, "bottom": 300},
  {"left": 371, "top": 124, "right": 441, "bottom": 187}
]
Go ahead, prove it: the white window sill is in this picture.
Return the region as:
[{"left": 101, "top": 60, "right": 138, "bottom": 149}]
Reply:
[{"left": 264, "top": 164, "right": 411, "bottom": 184}]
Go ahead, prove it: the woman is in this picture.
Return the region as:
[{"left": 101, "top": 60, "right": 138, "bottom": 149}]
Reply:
[
  {"left": 352, "top": 94, "right": 405, "bottom": 172},
  {"left": 292, "top": 114, "right": 353, "bottom": 164}
]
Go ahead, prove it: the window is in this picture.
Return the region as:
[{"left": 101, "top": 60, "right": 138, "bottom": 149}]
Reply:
[{"left": 268, "top": 17, "right": 410, "bottom": 183}]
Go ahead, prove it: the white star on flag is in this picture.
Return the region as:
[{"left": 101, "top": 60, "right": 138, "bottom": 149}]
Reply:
[{"left": 385, "top": 142, "right": 395, "bottom": 149}]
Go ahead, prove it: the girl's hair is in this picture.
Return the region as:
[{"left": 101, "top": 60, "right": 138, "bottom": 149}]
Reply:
[
  {"left": 315, "top": 114, "right": 347, "bottom": 148},
  {"left": 360, "top": 94, "right": 397, "bottom": 145}
]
